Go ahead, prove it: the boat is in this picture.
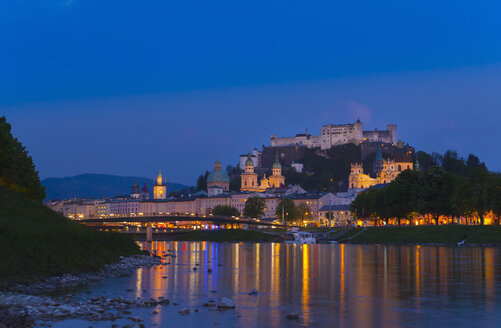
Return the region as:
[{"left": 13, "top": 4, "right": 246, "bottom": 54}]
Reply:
[{"left": 285, "top": 231, "right": 317, "bottom": 244}]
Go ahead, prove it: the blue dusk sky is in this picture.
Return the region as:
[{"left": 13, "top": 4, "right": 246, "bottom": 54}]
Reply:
[{"left": 1, "top": 0, "right": 501, "bottom": 185}]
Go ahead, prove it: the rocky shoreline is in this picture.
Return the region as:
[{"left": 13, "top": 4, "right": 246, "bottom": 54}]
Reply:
[{"left": 0, "top": 255, "right": 162, "bottom": 327}]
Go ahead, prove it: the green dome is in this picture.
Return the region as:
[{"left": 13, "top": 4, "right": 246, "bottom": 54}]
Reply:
[
  {"left": 207, "top": 169, "right": 230, "bottom": 183},
  {"left": 245, "top": 152, "right": 254, "bottom": 167}
]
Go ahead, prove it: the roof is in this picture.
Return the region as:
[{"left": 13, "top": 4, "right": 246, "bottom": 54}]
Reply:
[
  {"left": 207, "top": 169, "right": 230, "bottom": 183},
  {"left": 319, "top": 205, "right": 351, "bottom": 211}
]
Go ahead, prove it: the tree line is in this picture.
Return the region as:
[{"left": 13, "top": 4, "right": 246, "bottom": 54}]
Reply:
[
  {"left": 351, "top": 152, "right": 501, "bottom": 225},
  {"left": 0, "top": 117, "right": 45, "bottom": 201}
]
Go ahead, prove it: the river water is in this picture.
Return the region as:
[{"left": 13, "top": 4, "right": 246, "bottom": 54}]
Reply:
[{"left": 53, "top": 242, "right": 501, "bottom": 328}]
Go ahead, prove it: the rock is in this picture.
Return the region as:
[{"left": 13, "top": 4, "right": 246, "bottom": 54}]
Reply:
[
  {"left": 192, "top": 267, "right": 198, "bottom": 271},
  {"left": 152, "top": 310, "right": 159, "bottom": 315},
  {"left": 129, "top": 316, "right": 143, "bottom": 322},
  {"left": 126, "top": 289, "right": 134, "bottom": 292},
  {"left": 194, "top": 309, "right": 198, "bottom": 312},
  {"left": 203, "top": 302, "right": 216, "bottom": 308},
  {"left": 162, "top": 276, "right": 167, "bottom": 279},
  {"left": 210, "top": 290, "right": 217, "bottom": 293},
  {"left": 218, "top": 297, "right": 235, "bottom": 309},
  {"left": 207, "top": 269, "right": 212, "bottom": 273},
  {"left": 144, "top": 299, "right": 158, "bottom": 307},
  {"left": 248, "top": 289, "right": 258, "bottom": 296},
  {"left": 178, "top": 308, "right": 190, "bottom": 315},
  {"left": 286, "top": 312, "right": 299, "bottom": 320},
  {"left": 158, "top": 299, "right": 170, "bottom": 305},
  {"left": 173, "top": 302, "right": 179, "bottom": 306}
]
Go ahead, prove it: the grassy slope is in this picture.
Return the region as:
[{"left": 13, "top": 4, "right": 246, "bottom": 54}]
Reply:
[
  {"left": 0, "top": 186, "right": 141, "bottom": 282},
  {"left": 174, "top": 229, "right": 279, "bottom": 242},
  {"left": 346, "top": 225, "right": 501, "bottom": 244}
]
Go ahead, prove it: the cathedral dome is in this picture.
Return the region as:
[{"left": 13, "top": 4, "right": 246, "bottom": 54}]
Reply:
[{"left": 207, "top": 169, "right": 230, "bottom": 183}]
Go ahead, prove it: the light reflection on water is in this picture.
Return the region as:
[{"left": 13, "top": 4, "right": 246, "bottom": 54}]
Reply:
[
  {"left": 137, "top": 242, "right": 501, "bottom": 327},
  {"left": 54, "top": 242, "right": 501, "bottom": 328}
]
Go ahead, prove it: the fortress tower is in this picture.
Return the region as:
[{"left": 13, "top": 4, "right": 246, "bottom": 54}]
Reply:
[{"left": 153, "top": 170, "right": 167, "bottom": 200}]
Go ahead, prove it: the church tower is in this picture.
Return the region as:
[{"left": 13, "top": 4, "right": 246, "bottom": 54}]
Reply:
[
  {"left": 153, "top": 170, "right": 167, "bottom": 200},
  {"left": 269, "top": 154, "right": 285, "bottom": 188},
  {"left": 130, "top": 181, "right": 140, "bottom": 199},
  {"left": 240, "top": 151, "right": 258, "bottom": 191}
]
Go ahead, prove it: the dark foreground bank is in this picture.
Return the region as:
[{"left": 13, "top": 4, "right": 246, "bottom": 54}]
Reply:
[
  {"left": 0, "top": 185, "right": 142, "bottom": 284},
  {"left": 335, "top": 225, "right": 501, "bottom": 245}
]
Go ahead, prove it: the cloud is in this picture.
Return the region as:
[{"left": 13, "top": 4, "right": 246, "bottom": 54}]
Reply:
[{"left": 346, "top": 101, "right": 372, "bottom": 123}]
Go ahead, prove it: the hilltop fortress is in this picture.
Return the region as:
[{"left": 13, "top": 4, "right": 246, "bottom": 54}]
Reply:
[{"left": 270, "top": 119, "right": 398, "bottom": 150}]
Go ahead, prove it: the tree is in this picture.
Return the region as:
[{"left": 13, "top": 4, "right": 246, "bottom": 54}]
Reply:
[
  {"left": 385, "top": 170, "right": 421, "bottom": 225},
  {"left": 442, "top": 150, "right": 465, "bottom": 175},
  {"left": 419, "top": 167, "right": 454, "bottom": 224},
  {"left": 488, "top": 173, "right": 501, "bottom": 225},
  {"left": 212, "top": 205, "right": 240, "bottom": 217},
  {"left": 296, "top": 203, "right": 312, "bottom": 223},
  {"left": 468, "top": 167, "right": 491, "bottom": 225},
  {"left": 0, "top": 116, "right": 45, "bottom": 201},
  {"left": 196, "top": 171, "right": 209, "bottom": 191},
  {"left": 416, "top": 151, "right": 434, "bottom": 171},
  {"left": 275, "top": 198, "right": 296, "bottom": 222},
  {"left": 243, "top": 197, "right": 266, "bottom": 219}
]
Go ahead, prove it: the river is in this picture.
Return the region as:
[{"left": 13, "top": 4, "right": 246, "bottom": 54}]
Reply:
[{"left": 53, "top": 242, "right": 501, "bottom": 327}]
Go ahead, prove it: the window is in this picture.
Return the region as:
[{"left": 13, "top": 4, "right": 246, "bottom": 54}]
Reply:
[{"left": 398, "top": 165, "right": 402, "bottom": 171}]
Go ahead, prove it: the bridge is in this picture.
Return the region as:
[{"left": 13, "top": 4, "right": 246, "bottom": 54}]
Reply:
[
  {"left": 79, "top": 214, "right": 285, "bottom": 241},
  {"left": 80, "top": 214, "right": 282, "bottom": 227}
]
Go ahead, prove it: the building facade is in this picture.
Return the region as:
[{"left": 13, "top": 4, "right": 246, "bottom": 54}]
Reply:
[{"left": 269, "top": 120, "right": 398, "bottom": 150}]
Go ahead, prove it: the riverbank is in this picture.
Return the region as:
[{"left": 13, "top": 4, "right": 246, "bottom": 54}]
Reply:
[
  {"left": 0, "top": 255, "right": 161, "bottom": 326},
  {"left": 335, "top": 225, "right": 501, "bottom": 245},
  {"left": 0, "top": 185, "right": 142, "bottom": 284}
]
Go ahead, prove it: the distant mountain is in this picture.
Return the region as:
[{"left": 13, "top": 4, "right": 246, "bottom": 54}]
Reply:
[{"left": 42, "top": 173, "right": 190, "bottom": 200}]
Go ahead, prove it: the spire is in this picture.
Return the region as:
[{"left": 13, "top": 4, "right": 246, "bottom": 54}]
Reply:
[
  {"left": 375, "top": 144, "right": 383, "bottom": 162},
  {"left": 373, "top": 144, "right": 384, "bottom": 174},
  {"left": 245, "top": 150, "right": 254, "bottom": 167},
  {"left": 132, "top": 181, "right": 139, "bottom": 194},
  {"left": 156, "top": 169, "right": 163, "bottom": 186},
  {"left": 273, "top": 154, "right": 282, "bottom": 170},
  {"left": 415, "top": 157, "right": 420, "bottom": 171},
  {"left": 214, "top": 155, "right": 222, "bottom": 171}
]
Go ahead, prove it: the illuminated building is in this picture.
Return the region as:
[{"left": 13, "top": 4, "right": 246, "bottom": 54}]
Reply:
[
  {"left": 270, "top": 119, "right": 398, "bottom": 150},
  {"left": 349, "top": 143, "right": 414, "bottom": 190},
  {"left": 240, "top": 152, "right": 285, "bottom": 192},
  {"left": 153, "top": 170, "right": 167, "bottom": 200}
]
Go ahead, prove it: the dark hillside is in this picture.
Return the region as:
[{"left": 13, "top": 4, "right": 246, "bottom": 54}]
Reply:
[{"left": 0, "top": 185, "right": 141, "bottom": 282}]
